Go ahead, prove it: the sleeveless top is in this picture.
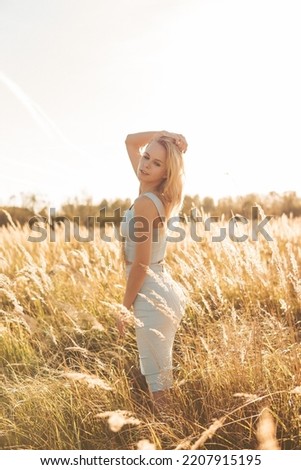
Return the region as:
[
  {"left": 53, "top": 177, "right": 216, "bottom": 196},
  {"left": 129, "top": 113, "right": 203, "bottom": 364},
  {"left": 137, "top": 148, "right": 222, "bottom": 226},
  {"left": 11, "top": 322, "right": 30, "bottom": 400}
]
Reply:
[{"left": 120, "top": 192, "right": 167, "bottom": 265}]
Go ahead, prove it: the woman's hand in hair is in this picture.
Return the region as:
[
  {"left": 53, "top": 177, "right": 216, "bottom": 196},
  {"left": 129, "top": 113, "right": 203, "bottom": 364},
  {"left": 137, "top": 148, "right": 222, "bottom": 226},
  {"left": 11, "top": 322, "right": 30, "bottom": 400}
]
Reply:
[{"left": 157, "top": 131, "right": 188, "bottom": 153}]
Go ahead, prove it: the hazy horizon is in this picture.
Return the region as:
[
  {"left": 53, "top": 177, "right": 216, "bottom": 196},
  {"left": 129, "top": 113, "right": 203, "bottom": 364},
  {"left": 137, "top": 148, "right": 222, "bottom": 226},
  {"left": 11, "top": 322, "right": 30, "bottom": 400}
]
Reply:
[{"left": 1, "top": 187, "right": 300, "bottom": 212}]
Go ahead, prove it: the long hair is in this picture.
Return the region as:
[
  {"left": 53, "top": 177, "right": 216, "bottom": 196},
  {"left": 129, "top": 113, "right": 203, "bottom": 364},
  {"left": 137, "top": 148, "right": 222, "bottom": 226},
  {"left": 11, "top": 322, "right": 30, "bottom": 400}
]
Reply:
[{"left": 155, "top": 135, "right": 185, "bottom": 221}]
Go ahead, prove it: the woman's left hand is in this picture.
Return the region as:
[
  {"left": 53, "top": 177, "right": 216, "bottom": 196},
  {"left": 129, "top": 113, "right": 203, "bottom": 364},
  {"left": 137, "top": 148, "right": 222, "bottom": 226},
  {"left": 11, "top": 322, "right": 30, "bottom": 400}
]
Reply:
[
  {"left": 174, "top": 133, "right": 188, "bottom": 153},
  {"left": 116, "top": 315, "right": 126, "bottom": 337},
  {"left": 116, "top": 305, "right": 131, "bottom": 337},
  {"left": 160, "top": 131, "right": 188, "bottom": 153}
]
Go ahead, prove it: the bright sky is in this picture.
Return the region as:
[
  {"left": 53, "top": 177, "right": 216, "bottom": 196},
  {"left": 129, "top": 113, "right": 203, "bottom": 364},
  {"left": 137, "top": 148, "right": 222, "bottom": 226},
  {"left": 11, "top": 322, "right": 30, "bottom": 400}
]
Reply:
[{"left": 1, "top": 0, "right": 300, "bottom": 209}]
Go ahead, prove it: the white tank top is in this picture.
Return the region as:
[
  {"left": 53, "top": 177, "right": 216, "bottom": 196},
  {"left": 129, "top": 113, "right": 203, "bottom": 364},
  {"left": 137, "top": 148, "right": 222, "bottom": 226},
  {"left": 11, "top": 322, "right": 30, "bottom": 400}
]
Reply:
[{"left": 120, "top": 192, "right": 167, "bottom": 264}]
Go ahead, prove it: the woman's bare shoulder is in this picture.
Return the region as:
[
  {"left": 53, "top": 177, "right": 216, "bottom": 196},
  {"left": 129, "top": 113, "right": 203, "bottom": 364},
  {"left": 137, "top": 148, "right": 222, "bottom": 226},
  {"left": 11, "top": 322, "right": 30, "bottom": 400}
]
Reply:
[
  {"left": 136, "top": 192, "right": 168, "bottom": 208},
  {"left": 133, "top": 194, "right": 158, "bottom": 213}
]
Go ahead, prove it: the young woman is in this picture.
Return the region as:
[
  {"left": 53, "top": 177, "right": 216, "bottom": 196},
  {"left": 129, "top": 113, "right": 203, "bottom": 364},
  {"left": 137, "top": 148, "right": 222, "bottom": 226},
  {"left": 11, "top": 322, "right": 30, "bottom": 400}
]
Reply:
[{"left": 119, "top": 130, "right": 188, "bottom": 411}]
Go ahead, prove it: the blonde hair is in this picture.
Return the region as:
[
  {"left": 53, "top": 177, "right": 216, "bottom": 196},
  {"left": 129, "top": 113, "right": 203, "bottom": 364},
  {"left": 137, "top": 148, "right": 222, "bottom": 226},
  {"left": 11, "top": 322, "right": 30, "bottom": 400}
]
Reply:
[{"left": 155, "top": 135, "right": 185, "bottom": 221}]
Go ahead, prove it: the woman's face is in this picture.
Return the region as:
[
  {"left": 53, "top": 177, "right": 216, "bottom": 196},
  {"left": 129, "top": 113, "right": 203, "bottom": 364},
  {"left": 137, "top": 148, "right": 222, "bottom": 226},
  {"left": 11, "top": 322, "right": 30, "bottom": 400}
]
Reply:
[{"left": 137, "top": 140, "right": 167, "bottom": 185}]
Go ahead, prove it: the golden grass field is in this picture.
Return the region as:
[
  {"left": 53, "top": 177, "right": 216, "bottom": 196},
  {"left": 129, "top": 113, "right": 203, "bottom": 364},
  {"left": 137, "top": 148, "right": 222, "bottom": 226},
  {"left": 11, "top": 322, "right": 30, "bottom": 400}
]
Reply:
[{"left": 0, "top": 210, "right": 301, "bottom": 450}]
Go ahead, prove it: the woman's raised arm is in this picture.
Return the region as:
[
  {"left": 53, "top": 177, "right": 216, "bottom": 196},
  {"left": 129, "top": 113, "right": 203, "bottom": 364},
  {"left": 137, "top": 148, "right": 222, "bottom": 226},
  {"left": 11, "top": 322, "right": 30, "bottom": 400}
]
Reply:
[
  {"left": 125, "top": 131, "right": 188, "bottom": 176},
  {"left": 125, "top": 131, "right": 165, "bottom": 176}
]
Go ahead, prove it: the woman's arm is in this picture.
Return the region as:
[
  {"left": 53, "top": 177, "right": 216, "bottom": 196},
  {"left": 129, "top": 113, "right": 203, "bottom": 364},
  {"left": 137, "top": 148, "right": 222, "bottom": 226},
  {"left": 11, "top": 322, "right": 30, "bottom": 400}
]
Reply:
[
  {"left": 125, "top": 131, "right": 188, "bottom": 176},
  {"left": 122, "top": 195, "right": 158, "bottom": 309},
  {"left": 125, "top": 131, "right": 165, "bottom": 176}
]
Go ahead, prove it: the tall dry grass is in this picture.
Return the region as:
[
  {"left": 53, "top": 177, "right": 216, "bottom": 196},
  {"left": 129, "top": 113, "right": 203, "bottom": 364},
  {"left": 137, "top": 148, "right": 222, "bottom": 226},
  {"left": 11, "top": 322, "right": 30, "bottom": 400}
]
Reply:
[{"left": 0, "top": 212, "right": 301, "bottom": 449}]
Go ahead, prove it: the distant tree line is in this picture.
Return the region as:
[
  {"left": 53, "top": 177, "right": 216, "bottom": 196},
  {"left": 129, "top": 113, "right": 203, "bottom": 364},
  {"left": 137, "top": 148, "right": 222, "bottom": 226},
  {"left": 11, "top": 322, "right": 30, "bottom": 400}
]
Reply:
[
  {"left": 0, "top": 191, "right": 301, "bottom": 228},
  {"left": 181, "top": 191, "right": 301, "bottom": 219}
]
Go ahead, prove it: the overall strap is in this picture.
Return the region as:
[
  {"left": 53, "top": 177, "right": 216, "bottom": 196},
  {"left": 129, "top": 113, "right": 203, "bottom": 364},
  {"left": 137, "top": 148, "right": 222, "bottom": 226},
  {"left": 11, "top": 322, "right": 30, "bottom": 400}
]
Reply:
[{"left": 141, "top": 192, "right": 165, "bottom": 219}]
